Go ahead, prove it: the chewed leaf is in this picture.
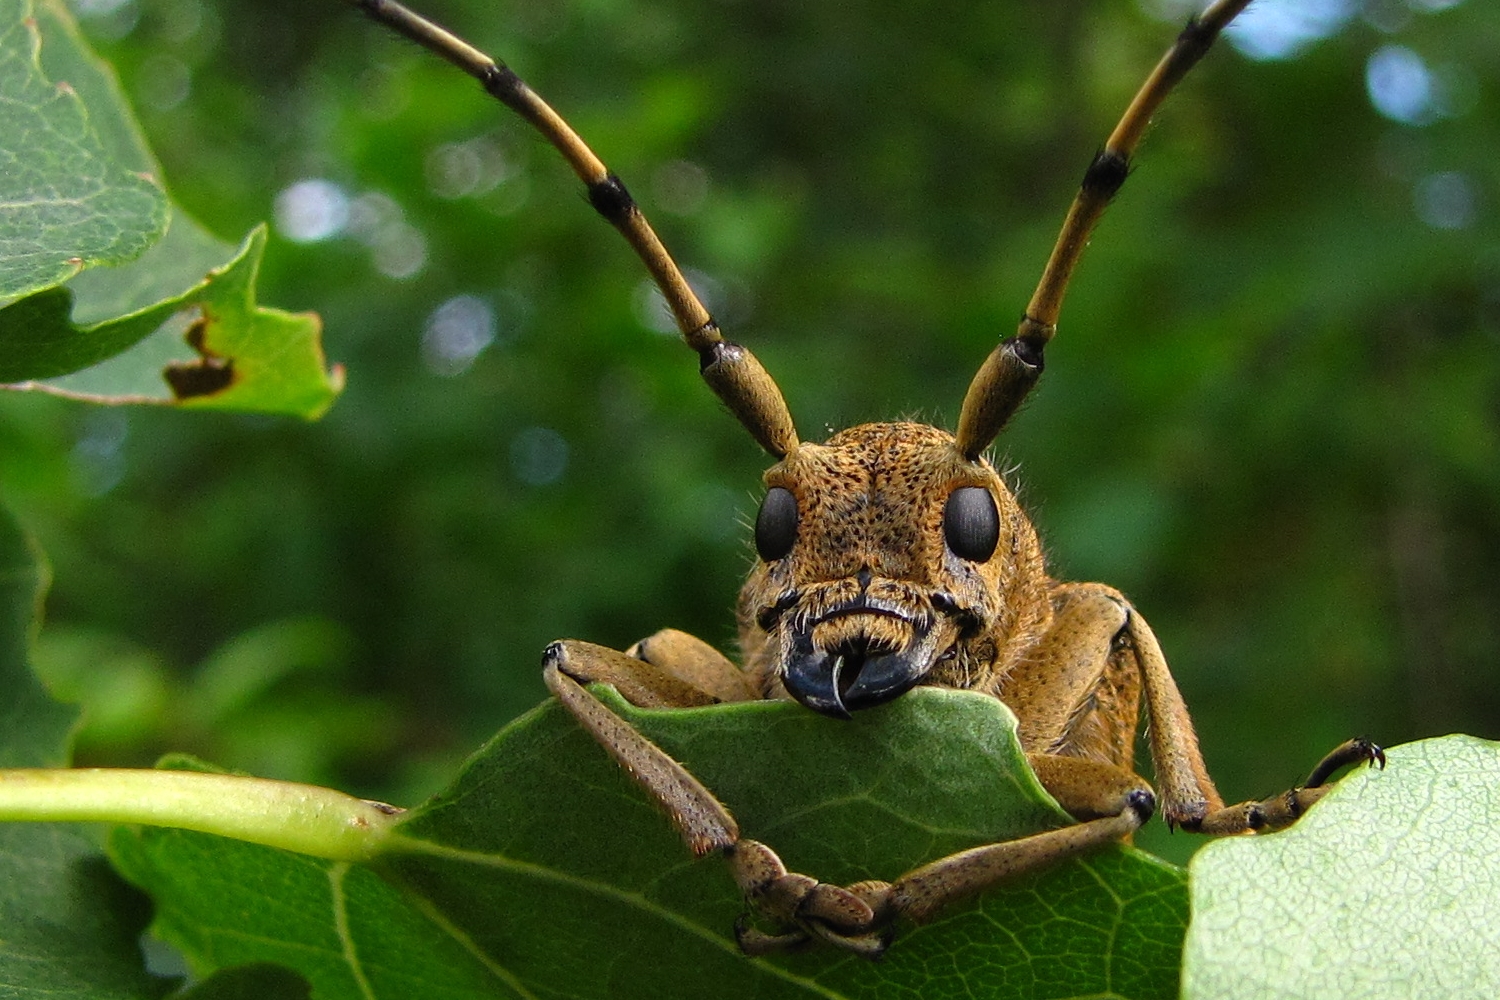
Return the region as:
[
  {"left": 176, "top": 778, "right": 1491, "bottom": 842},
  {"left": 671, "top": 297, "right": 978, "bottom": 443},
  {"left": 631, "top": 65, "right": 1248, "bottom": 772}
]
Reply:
[
  {"left": 2, "top": 222, "right": 343, "bottom": 417},
  {"left": 1183, "top": 735, "right": 1500, "bottom": 1000},
  {"left": 0, "top": 0, "right": 340, "bottom": 418},
  {"left": 111, "top": 689, "right": 1189, "bottom": 1000}
]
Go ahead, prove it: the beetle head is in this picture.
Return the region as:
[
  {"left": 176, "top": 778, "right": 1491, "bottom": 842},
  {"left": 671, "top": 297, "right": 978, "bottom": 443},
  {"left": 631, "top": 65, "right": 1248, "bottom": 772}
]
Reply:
[{"left": 737, "top": 421, "right": 1049, "bottom": 718}]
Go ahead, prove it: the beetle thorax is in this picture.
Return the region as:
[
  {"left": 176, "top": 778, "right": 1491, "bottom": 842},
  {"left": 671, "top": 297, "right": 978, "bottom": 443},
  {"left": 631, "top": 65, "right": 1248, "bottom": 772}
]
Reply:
[{"left": 737, "top": 421, "right": 1052, "bottom": 716}]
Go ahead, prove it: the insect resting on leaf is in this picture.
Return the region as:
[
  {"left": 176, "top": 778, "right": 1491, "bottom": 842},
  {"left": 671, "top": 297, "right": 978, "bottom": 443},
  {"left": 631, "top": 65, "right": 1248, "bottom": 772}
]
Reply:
[{"left": 348, "top": 0, "right": 1385, "bottom": 956}]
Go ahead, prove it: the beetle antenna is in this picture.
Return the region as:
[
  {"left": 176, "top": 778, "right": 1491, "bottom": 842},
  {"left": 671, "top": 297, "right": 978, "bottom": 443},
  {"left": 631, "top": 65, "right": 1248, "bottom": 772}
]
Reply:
[
  {"left": 345, "top": 0, "right": 799, "bottom": 457},
  {"left": 954, "top": 0, "right": 1252, "bottom": 459}
]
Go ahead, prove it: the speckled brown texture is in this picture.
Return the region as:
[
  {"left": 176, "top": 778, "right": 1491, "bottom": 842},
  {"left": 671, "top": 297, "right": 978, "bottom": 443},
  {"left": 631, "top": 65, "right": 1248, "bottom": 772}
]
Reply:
[{"left": 738, "top": 421, "right": 1052, "bottom": 706}]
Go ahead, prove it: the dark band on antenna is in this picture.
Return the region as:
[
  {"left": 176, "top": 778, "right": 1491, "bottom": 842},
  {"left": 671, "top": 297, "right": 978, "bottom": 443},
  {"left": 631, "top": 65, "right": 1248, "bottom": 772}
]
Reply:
[
  {"left": 1081, "top": 150, "right": 1130, "bottom": 201},
  {"left": 478, "top": 64, "right": 529, "bottom": 115},
  {"left": 588, "top": 175, "right": 638, "bottom": 224}
]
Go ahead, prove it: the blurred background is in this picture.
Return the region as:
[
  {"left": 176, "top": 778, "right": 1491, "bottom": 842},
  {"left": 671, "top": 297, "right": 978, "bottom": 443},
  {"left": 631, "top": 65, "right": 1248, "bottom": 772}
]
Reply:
[{"left": 1, "top": 0, "right": 1495, "bottom": 863}]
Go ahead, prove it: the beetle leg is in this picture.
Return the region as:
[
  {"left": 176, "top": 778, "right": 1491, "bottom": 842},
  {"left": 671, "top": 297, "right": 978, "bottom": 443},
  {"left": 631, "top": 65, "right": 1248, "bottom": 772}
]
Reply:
[
  {"left": 1015, "top": 586, "right": 1383, "bottom": 835},
  {"left": 721, "top": 752, "right": 1157, "bottom": 954},
  {"left": 1018, "top": 586, "right": 1383, "bottom": 834},
  {"left": 877, "top": 810, "right": 1151, "bottom": 926},
  {"left": 543, "top": 643, "right": 739, "bottom": 856},
  {"left": 837, "top": 713, "right": 1378, "bottom": 933},
  {"left": 624, "top": 628, "right": 758, "bottom": 704},
  {"left": 836, "top": 755, "right": 1155, "bottom": 928},
  {"left": 1002, "top": 583, "right": 1149, "bottom": 771},
  {"left": 1112, "top": 607, "right": 1385, "bottom": 832},
  {"left": 1013, "top": 583, "right": 1224, "bottom": 827},
  {"left": 725, "top": 838, "right": 894, "bottom": 956},
  {"left": 1189, "top": 737, "right": 1386, "bottom": 834},
  {"left": 544, "top": 636, "right": 739, "bottom": 709},
  {"left": 1002, "top": 580, "right": 1220, "bottom": 826},
  {"left": 544, "top": 641, "right": 898, "bottom": 954}
]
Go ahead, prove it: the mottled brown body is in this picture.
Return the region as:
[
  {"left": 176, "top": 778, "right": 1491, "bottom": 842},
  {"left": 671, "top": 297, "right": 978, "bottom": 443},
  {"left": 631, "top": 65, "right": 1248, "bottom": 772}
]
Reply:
[{"left": 354, "top": 0, "right": 1384, "bottom": 958}]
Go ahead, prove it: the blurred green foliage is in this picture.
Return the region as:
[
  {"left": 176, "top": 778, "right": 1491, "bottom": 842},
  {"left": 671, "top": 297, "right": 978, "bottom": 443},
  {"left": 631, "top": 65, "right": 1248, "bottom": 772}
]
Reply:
[{"left": 2, "top": 0, "right": 1496, "bottom": 864}]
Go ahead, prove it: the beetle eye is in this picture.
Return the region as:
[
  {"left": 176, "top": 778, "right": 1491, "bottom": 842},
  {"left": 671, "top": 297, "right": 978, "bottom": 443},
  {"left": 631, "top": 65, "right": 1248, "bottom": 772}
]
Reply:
[
  {"left": 754, "top": 486, "right": 798, "bottom": 562},
  {"left": 943, "top": 486, "right": 1000, "bottom": 562}
]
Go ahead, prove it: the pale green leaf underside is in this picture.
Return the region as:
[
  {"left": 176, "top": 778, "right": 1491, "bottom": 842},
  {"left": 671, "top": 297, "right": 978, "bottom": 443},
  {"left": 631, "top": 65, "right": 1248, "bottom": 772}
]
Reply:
[
  {"left": 112, "top": 689, "right": 1190, "bottom": 1000},
  {"left": 1184, "top": 734, "right": 1500, "bottom": 1000}
]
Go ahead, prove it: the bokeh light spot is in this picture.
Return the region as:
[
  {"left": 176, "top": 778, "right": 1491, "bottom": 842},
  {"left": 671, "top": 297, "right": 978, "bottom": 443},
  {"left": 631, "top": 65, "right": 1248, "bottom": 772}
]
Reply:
[
  {"left": 510, "top": 427, "right": 569, "bottom": 486},
  {"left": 1227, "top": 0, "right": 1356, "bottom": 60},
  {"left": 652, "top": 160, "right": 709, "bottom": 216},
  {"left": 274, "top": 179, "right": 350, "bottom": 243},
  {"left": 423, "top": 295, "right": 497, "bottom": 376},
  {"left": 1414, "top": 171, "right": 1477, "bottom": 230},
  {"left": 1366, "top": 45, "right": 1435, "bottom": 124}
]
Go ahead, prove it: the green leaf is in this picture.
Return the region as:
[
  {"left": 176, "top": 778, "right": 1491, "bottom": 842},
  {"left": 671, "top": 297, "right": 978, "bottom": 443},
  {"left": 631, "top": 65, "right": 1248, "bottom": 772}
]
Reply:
[
  {"left": 0, "top": 0, "right": 166, "bottom": 303},
  {"left": 171, "top": 965, "right": 311, "bottom": 1000},
  {"left": 0, "top": 504, "right": 173, "bottom": 999},
  {"left": 1183, "top": 735, "right": 1500, "bottom": 999},
  {"left": 0, "top": 494, "right": 68, "bottom": 772},
  {"left": 111, "top": 688, "right": 1188, "bottom": 1000},
  {"left": 0, "top": 0, "right": 341, "bottom": 417}
]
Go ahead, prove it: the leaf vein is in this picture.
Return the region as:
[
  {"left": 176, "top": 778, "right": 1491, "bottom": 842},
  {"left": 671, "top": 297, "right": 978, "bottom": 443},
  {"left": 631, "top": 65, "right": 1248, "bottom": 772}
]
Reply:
[{"left": 329, "top": 861, "right": 377, "bottom": 1000}]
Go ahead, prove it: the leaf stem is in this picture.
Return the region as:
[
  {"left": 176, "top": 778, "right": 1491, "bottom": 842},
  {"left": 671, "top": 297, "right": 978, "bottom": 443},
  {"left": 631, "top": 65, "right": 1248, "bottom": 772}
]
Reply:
[{"left": 0, "top": 768, "right": 401, "bottom": 861}]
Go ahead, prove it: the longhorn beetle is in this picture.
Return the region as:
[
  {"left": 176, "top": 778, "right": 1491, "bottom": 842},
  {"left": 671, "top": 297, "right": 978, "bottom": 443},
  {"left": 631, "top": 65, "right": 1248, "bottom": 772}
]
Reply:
[{"left": 349, "top": 0, "right": 1385, "bottom": 955}]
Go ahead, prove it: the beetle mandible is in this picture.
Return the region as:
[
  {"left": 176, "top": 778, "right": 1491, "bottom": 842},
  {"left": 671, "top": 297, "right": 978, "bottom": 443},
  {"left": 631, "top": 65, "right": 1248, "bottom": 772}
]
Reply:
[{"left": 349, "top": 0, "right": 1384, "bottom": 955}]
